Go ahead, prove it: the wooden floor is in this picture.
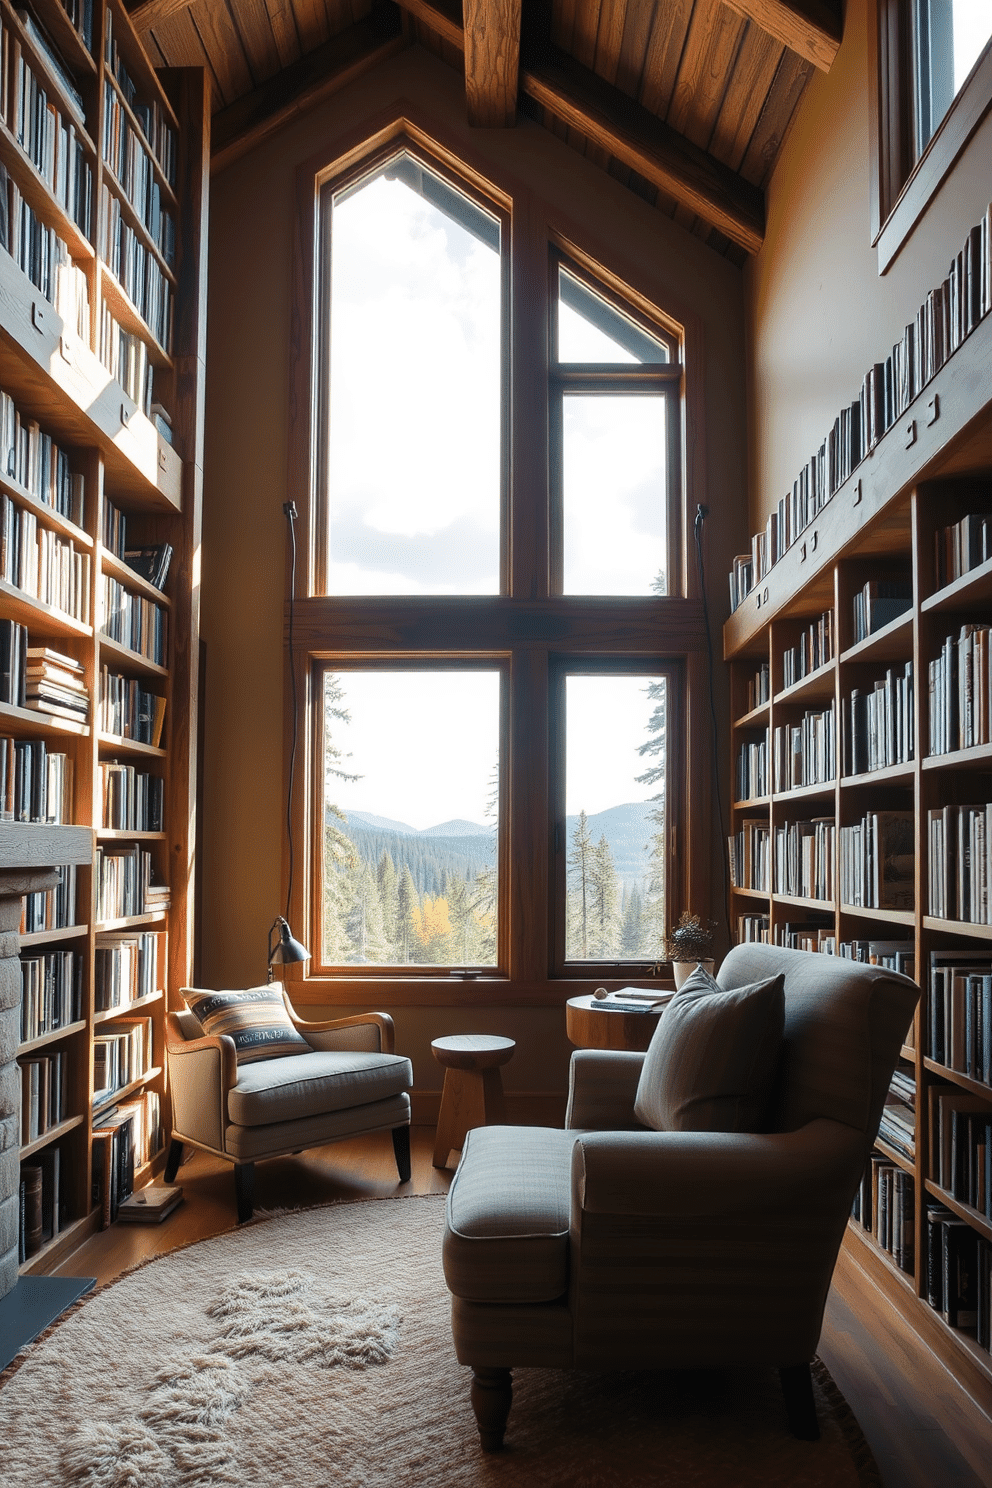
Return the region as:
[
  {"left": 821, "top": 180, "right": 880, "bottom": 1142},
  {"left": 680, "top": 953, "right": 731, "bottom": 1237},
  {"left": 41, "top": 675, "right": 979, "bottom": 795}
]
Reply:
[{"left": 57, "top": 1126, "right": 992, "bottom": 1488}]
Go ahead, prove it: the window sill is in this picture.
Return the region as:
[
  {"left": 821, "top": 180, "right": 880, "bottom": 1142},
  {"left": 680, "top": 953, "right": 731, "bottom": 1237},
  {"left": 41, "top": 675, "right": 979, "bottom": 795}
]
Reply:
[{"left": 284, "top": 976, "right": 676, "bottom": 1007}]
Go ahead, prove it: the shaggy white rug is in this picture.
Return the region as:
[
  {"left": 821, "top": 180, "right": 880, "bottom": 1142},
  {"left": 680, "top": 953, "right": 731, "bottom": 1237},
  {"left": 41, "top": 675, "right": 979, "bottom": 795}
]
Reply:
[{"left": 0, "top": 1196, "right": 879, "bottom": 1487}]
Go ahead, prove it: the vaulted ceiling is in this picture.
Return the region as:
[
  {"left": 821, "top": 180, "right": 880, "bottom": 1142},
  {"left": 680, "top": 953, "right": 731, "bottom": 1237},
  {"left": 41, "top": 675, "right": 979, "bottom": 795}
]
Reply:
[{"left": 126, "top": 0, "right": 843, "bottom": 261}]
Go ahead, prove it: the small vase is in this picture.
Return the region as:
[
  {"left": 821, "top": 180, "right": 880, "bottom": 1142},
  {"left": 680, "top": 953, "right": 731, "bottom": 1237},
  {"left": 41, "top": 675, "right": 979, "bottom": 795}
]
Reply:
[{"left": 673, "top": 958, "right": 715, "bottom": 989}]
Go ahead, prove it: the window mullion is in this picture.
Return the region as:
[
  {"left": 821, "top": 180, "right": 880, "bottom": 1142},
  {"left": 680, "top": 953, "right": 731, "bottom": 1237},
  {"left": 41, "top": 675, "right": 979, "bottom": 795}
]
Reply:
[{"left": 509, "top": 202, "right": 551, "bottom": 601}]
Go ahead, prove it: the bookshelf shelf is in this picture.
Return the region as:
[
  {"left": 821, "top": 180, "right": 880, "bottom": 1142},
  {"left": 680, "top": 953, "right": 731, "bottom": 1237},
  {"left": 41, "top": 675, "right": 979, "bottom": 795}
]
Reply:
[
  {"left": 874, "top": 1135, "right": 916, "bottom": 1175},
  {"left": 96, "top": 634, "right": 168, "bottom": 677},
  {"left": 94, "top": 989, "right": 163, "bottom": 1024},
  {"left": 98, "top": 262, "right": 174, "bottom": 366},
  {"left": 19, "top": 1112, "right": 85, "bottom": 1160},
  {"left": 0, "top": 116, "right": 96, "bottom": 263},
  {"left": 0, "top": 478, "right": 93, "bottom": 548},
  {"left": 922, "top": 743, "right": 992, "bottom": 772},
  {"left": 17, "top": 1018, "right": 87, "bottom": 1055},
  {"left": 104, "top": 69, "right": 179, "bottom": 209},
  {"left": 0, "top": 699, "right": 90, "bottom": 737},
  {"left": 100, "top": 549, "right": 172, "bottom": 605},
  {"left": 733, "top": 700, "right": 770, "bottom": 728},
  {"left": 0, "top": 578, "right": 92, "bottom": 637},
  {"left": 19, "top": 923, "right": 90, "bottom": 947},
  {"left": 921, "top": 555, "right": 992, "bottom": 614},
  {"left": 923, "top": 916, "right": 992, "bottom": 939},
  {"left": 774, "top": 892, "right": 835, "bottom": 911},
  {"left": 840, "top": 611, "right": 914, "bottom": 665},
  {"left": 94, "top": 911, "right": 168, "bottom": 932},
  {"left": 92, "top": 1064, "right": 163, "bottom": 1115},
  {"left": 97, "top": 731, "right": 166, "bottom": 758},
  {"left": 773, "top": 780, "right": 836, "bottom": 803},
  {"left": 733, "top": 794, "right": 770, "bottom": 809},
  {"left": 840, "top": 904, "right": 917, "bottom": 926},
  {"left": 842, "top": 761, "right": 915, "bottom": 787},
  {"left": 923, "top": 1181, "right": 992, "bottom": 1245},
  {"left": 922, "top": 1057, "right": 991, "bottom": 1098},
  {"left": 17, "top": 1211, "right": 96, "bottom": 1278},
  {"left": 774, "top": 660, "right": 836, "bottom": 706}
]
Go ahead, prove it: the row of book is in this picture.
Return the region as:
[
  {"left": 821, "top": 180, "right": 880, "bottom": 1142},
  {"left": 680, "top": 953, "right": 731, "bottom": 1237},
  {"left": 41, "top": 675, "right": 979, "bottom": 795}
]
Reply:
[
  {"left": 929, "top": 626, "right": 992, "bottom": 755},
  {"left": 735, "top": 731, "right": 768, "bottom": 801},
  {"left": 99, "top": 300, "right": 154, "bottom": 413},
  {"left": 104, "top": 7, "right": 175, "bottom": 185},
  {"left": 774, "top": 816, "right": 834, "bottom": 902},
  {"left": 852, "top": 1155, "right": 914, "bottom": 1274},
  {"left": 928, "top": 952, "right": 992, "bottom": 1083},
  {"left": 20, "top": 862, "right": 76, "bottom": 933},
  {"left": 93, "top": 1014, "right": 152, "bottom": 1105},
  {"left": 98, "top": 185, "right": 173, "bottom": 353},
  {"left": 95, "top": 842, "right": 167, "bottom": 920},
  {"left": 100, "top": 760, "right": 163, "bottom": 831},
  {"left": 845, "top": 665, "right": 914, "bottom": 775},
  {"left": 839, "top": 810, "right": 914, "bottom": 910},
  {"left": 0, "top": 735, "right": 72, "bottom": 822},
  {"left": 0, "top": 388, "right": 86, "bottom": 525},
  {"left": 782, "top": 609, "right": 833, "bottom": 688},
  {"left": 19, "top": 946, "right": 82, "bottom": 1041},
  {"left": 0, "top": 160, "right": 89, "bottom": 339},
  {"left": 729, "top": 202, "right": 992, "bottom": 611},
  {"left": 18, "top": 1146, "right": 63, "bottom": 1260},
  {"left": 926, "top": 1204, "right": 992, "bottom": 1348},
  {"left": 928, "top": 803, "right": 992, "bottom": 924},
  {"left": 839, "top": 939, "right": 915, "bottom": 977},
  {"left": 735, "top": 913, "right": 769, "bottom": 942},
  {"left": 101, "top": 78, "right": 176, "bottom": 264},
  {"left": 744, "top": 661, "right": 769, "bottom": 713},
  {"left": 851, "top": 578, "right": 912, "bottom": 645},
  {"left": 98, "top": 665, "right": 166, "bottom": 744},
  {"left": 102, "top": 498, "right": 173, "bottom": 591},
  {"left": 94, "top": 929, "right": 159, "bottom": 1010},
  {"left": 879, "top": 1068, "right": 916, "bottom": 1160},
  {"left": 18, "top": 1048, "right": 67, "bottom": 1144},
  {"left": 92, "top": 1089, "right": 165, "bottom": 1227},
  {"left": 1, "top": 494, "right": 92, "bottom": 622},
  {"left": 728, "top": 817, "right": 769, "bottom": 892},
  {"left": 0, "top": 18, "right": 94, "bottom": 238},
  {"left": 101, "top": 575, "right": 167, "bottom": 663},
  {"left": 935, "top": 511, "right": 992, "bottom": 590},
  {"left": 779, "top": 921, "right": 833, "bottom": 953},
  {"left": 773, "top": 703, "right": 835, "bottom": 791},
  {"left": 929, "top": 1084, "right": 992, "bottom": 1219}
]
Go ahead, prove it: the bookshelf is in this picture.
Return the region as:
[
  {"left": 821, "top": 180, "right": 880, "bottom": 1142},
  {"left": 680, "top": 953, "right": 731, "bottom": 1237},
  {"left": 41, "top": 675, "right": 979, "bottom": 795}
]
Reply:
[
  {"left": 0, "top": 0, "right": 207, "bottom": 1274},
  {"left": 724, "top": 260, "right": 992, "bottom": 1398}
]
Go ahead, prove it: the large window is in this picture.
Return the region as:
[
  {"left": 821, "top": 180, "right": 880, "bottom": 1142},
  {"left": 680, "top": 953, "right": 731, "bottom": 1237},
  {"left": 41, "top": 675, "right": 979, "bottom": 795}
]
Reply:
[{"left": 292, "top": 129, "right": 707, "bottom": 997}]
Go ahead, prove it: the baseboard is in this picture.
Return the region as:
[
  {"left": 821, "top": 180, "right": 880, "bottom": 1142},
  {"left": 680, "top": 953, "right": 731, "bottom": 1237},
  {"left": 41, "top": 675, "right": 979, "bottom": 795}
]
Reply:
[{"left": 410, "top": 1091, "right": 566, "bottom": 1127}]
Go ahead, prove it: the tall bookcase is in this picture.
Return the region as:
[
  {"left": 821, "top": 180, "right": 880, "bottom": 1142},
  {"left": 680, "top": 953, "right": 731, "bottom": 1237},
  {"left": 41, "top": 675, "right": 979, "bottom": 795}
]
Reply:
[
  {"left": 0, "top": 0, "right": 208, "bottom": 1274},
  {"left": 724, "top": 303, "right": 992, "bottom": 1401}
]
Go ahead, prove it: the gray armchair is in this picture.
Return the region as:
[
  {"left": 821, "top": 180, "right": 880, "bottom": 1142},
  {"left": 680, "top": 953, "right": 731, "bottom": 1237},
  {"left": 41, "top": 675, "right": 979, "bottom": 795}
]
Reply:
[
  {"left": 164, "top": 985, "right": 413, "bottom": 1220},
  {"left": 442, "top": 944, "right": 919, "bottom": 1448}
]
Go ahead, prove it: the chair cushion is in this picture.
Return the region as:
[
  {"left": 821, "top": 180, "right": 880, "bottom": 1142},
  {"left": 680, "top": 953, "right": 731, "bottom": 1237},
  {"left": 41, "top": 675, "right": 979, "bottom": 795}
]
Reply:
[
  {"left": 443, "top": 1126, "right": 582, "bottom": 1304},
  {"left": 227, "top": 1049, "right": 413, "bottom": 1127},
  {"left": 182, "top": 984, "right": 310, "bottom": 1064},
  {"left": 634, "top": 964, "right": 784, "bottom": 1133}
]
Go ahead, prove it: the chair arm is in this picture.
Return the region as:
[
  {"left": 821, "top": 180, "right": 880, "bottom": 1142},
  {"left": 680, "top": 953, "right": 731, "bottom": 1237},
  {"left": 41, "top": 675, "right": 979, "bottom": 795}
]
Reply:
[
  {"left": 565, "top": 1050, "right": 646, "bottom": 1130},
  {"left": 165, "top": 1011, "right": 237, "bottom": 1153},
  {"left": 281, "top": 995, "right": 395, "bottom": 1054}
]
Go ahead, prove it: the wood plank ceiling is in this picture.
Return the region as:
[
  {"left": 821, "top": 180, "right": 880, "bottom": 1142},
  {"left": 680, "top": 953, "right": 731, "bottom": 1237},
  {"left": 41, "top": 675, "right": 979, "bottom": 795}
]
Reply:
[{"left": 127, "top": 0, "right": 842, "bottom": 260}]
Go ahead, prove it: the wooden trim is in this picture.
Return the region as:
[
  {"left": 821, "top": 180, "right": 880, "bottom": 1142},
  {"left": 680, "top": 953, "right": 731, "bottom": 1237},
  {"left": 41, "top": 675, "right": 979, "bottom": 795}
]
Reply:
[
  {"left": 463, "top": 0, "right": 521, "bottom": 127},
  {"left": 127, "top": 0, "right": 194, "bottom": 31},
  {"left": 719, "top": 0, "right": 842, "bottom": 73}
]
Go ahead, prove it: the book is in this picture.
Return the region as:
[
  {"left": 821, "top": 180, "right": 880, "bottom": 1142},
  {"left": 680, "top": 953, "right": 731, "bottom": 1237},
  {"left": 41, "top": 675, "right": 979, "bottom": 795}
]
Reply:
[{"left": 116, "top": 1183, "right": 182, "bottom": 1223}]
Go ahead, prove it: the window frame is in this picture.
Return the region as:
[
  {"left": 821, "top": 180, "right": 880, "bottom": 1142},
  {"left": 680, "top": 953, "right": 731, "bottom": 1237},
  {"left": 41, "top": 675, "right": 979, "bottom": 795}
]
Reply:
[
  {"left": 870, "top": 0, "right": 992, "bottom": 273},
  {"left": 286, "top": 120, "right": 711, "bottom": 1006}
]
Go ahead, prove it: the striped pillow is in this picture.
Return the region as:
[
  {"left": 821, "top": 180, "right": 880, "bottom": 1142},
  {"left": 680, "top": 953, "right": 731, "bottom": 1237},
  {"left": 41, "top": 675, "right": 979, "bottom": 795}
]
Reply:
[
  {"left": 182, "top": 984, "right": 310, "bottom": 1065},
  {"left": 634, "top": 964, "right": 784, "bottom": 1133}
]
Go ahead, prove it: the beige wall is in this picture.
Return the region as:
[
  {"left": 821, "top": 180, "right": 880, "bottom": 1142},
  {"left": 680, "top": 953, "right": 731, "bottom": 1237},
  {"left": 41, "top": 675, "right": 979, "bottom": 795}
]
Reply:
[
  {"left": 200, "top": 44, "right": 748, "bottom": 1105},
  {"left": 745, "top": 0, "right": 992, "bottom": 528}
]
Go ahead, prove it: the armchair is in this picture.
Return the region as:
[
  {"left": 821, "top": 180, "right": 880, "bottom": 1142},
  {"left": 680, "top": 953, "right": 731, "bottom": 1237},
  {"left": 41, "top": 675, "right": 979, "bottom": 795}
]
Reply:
[
  {"left": 164, "top": 984, "right": 413, "bottom": 1221},
  {"left": 442, "top": 944, "right": 919, "bottom": 1448}
]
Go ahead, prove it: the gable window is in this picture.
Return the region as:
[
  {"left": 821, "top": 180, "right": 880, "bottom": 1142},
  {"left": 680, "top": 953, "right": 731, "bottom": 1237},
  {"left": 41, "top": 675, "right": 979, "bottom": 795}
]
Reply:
[{"left": 291, "top": 129, "right": 709, "bottom": 999}]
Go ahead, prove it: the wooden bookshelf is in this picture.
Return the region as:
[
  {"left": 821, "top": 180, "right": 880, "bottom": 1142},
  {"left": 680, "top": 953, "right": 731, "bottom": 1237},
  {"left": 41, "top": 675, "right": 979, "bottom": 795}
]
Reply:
[
  {"left": 724, "top": 279, "right": 992, "bottom": 1391},
  {"left": 0, "top": 0, "right": 207, "bottom": 1271}
]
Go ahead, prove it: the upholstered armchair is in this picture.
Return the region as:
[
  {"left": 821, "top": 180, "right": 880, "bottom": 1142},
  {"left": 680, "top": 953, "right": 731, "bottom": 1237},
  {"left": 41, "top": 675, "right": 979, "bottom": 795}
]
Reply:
[
  {"left": 442, "top": 944, "right": 919, "bottom": 1449},
  {"left": 164, "top": 983, "right": 413, "bottom": 1220}
]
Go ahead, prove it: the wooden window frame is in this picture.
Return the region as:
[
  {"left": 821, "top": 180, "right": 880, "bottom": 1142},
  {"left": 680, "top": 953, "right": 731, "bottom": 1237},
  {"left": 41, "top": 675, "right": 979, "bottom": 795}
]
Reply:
[
  {"left": 870, "top": 0, "right": 992, "bottom": 274},
  {"left": 286, "top": 118, "right": 712, "bottom": 1008}
]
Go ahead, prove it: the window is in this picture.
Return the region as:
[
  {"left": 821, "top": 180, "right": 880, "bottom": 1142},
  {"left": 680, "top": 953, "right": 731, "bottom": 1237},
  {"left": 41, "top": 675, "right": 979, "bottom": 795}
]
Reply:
[
  {"left": 292, "top": 128, "right": 708, "bottom": 999},
  {"left": 872, "top": 0, "right": 992, "bottom": 270}
]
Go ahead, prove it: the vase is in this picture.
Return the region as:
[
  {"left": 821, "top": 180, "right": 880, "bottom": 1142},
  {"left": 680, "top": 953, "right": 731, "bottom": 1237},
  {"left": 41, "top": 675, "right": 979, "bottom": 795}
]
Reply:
[{"left": 672, "top": 958, "right": 715, "bottom": 989}]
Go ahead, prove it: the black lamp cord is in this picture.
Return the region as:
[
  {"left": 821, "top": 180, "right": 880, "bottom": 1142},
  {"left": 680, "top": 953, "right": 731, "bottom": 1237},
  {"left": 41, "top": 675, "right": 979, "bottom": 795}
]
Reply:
[
  {"left": 283, "top": 501, "right": 299, "bottom": 924},
  {"left": 694, "top": 504, "right": 731, "bottom": 946}
]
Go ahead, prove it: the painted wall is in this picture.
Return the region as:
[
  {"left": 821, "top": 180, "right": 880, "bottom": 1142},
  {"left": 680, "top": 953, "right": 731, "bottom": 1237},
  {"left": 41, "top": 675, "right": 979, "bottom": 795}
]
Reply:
[
  {"left": 745, "top": 0, "right": 992, "bottom": 526},
  {"left": 199, "top": 44, "right": 748, "bottom": 1108}
]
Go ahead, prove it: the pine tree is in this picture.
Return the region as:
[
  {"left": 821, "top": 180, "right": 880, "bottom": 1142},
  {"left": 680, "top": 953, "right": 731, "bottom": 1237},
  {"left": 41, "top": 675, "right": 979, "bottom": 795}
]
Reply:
[
  {"left": 322, "top": 805, "right": 358, "bottom": 962},
  {"left": 567, "top": 809, "right": 594, "bottom": 958},
  {"left": 637, "top": 674, "right": 668, "bottom": 959},
  {"left": 411, "top": 895, "right": 454, "bottom": 963},
  {"left": 620, "top": 883, "right": 644, "bottom": 956},
  {"left": 377, "top": 850, "right": 399, "bottom": 958},
  {"left": 589, "top": 834, "right": 620, "bottom": 956},
  {"left": 395, "top": 865, "right": 419, "bottom": 963},
  {"left": 347, "top": 861, "right": 390, "bottom": 963}
]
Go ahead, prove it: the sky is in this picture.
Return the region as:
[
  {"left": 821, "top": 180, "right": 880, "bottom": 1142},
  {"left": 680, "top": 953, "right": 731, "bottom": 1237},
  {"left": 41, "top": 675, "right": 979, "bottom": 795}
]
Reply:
[{"left": 953, "top": 2, "right": 992, "bottom": 90}]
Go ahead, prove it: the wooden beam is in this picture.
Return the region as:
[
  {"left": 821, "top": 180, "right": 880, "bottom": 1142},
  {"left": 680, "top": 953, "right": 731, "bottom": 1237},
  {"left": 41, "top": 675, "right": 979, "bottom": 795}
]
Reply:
[
  {"left": 463, "top": 0, "right": 521, "bottom": 126},
  {"left": 720, "top": 0, "right": 842, "bottom": 72},
  {"left": 211, "top": 8, "right": 406, "bottom": 172},
  {"left": 398, "top": 0, "right": 763, "bottom": 251},
  {"left": 127, "top": 0, "right": 195, "bottom": 31}
]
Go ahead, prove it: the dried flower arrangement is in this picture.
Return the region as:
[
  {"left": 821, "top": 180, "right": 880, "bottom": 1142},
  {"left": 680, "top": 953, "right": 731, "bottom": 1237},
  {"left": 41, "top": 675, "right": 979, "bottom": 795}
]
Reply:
[{"left": 664, "top": 912, "right": 716, "bottom": 965}]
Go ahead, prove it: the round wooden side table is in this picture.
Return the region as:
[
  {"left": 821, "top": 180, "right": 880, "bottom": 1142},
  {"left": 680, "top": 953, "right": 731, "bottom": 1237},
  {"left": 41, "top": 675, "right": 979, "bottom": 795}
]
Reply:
[
  {"left": 565, "top": 994, "right": 666, "bottom": 1052},
  {"left": 431, "top": 1034, "right": 516, "bottom": 1169}
]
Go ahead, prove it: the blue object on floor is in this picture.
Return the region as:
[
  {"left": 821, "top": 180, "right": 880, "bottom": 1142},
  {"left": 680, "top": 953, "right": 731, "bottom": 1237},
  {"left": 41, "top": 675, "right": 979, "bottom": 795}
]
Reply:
[{"left": 0, "top": 1275, "right": 95, "bottom": 1372}]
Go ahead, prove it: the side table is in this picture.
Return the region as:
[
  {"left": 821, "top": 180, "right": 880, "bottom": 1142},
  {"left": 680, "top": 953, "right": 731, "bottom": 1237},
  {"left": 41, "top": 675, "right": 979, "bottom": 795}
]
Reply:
[
  {"left": 565, "top": 994, "right": 667, "bottom": 1052},
  {"left": 431, "top": 1034, "right": 515, "bottom": 1168}
]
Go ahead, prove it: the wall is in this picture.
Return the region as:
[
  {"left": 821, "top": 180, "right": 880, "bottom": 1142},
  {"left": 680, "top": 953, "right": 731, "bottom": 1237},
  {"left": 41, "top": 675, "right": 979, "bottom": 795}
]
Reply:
[
  {"left": 746, "top": 0, "right": 992, "bottom": 525},
  {"left": 200, "top": 44, "right": 748, "bottom": 1110}
]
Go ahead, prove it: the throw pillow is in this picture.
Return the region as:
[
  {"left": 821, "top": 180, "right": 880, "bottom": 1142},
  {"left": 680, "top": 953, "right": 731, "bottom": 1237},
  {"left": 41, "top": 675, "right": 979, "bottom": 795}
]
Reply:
[
  {"left": 633, "top": 963, "right": 784, "bottom": 1132},
  {"left": 182, "top": 984, "right": 311, "bottom": 1065}
]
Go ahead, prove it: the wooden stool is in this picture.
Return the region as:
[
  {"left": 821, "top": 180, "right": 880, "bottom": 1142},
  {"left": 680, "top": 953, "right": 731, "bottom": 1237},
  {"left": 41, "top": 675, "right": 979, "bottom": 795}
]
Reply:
[{"left": 431, "top": 1034, "right": 515, "bottom": 1168}]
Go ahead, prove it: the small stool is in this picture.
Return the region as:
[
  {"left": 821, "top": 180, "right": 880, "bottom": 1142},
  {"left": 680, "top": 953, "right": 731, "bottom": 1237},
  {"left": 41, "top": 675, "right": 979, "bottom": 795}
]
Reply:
[{"left": 431, "top": 1034, "right": 516, "bottom": 1169}]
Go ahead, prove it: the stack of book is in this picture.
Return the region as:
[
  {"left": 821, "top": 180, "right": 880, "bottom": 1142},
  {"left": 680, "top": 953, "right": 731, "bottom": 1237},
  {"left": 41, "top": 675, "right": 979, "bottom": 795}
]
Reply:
[
  {"left": 880, "top": 1068, "right": 916, "bottom": 1159},
  {"left": 745, "top": 662, "right": 769, "bottom": 711},
  {"left": 25, "top": 647, "right": 89, "bottom": 722},
  {"left": 99, "top": 665, "right": 166, "bottom": 745},
  {"left": 17, "top": 1147, "right": 63, "bottom": 1261},
  {"left": 124, "top": 543, "right": 172, "bottom": 591},
  {"left": 0, "top": 618, "right": 27, "bottom": 705},
  {"left": 735, "top": 913, "right": 769, "bottom": 942}
]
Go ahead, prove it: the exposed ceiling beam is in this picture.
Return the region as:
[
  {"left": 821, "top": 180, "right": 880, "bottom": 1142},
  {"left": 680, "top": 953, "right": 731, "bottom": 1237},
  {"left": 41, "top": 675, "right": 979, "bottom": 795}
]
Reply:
[
  {"left": 399, "top": 0, "right": 764, "bottom": 252},
  {"left": 720, "top": 0, "right": 842, "bottom": 72},
  {"left": 211, "top": 8, "right": 406, "bottom": 172},
  {"left": 463, "top": 0, "right": 521, "bottom": 126},
  {"left": 127, "top": 0, "right": 195, "bottom": 31}
]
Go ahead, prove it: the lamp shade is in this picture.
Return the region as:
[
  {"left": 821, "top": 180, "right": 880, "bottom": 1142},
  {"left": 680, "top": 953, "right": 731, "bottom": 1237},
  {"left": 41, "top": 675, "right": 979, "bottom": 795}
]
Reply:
[{"left": 267, "top": 916, "right": 310, "bottom": 977}]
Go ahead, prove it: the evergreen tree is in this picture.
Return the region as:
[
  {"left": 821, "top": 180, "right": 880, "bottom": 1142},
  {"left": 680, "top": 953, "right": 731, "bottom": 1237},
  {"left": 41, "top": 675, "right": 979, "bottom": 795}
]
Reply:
[
  {"left": 589, "top": 834, "right": 620, "bottom": 956},
  {"left": 471, "top": 759, "right": 499, "bottom": 964},
  {"left": 395, "top": 865, "right": 418, "bottom": 963},
  {"left": 567, "top": 809, "right": 594, "bottom": 958},
  {"left": 620, "top": 884, "right": 644, "bottom": 956},
  {"left": 377, "top": 850, "right": 399, "bottom": 958},
  {"left": 411, "top": 895, "right": 454, "bottom": 962},
  {"left": 322, "top": 805, "right": 358, "bottom": 963},
  {"left": 346, "top": 861, "right": 390, "bottom": 963},
  {"left": 637, "top": 674, "right": 668, "bottom": 959}
]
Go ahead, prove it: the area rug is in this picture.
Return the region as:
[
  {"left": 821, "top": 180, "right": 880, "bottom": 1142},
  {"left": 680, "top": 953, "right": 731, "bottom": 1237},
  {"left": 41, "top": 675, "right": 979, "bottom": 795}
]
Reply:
[{"left": 0, "top": 1195, "right": 879, "bottom": 1487}]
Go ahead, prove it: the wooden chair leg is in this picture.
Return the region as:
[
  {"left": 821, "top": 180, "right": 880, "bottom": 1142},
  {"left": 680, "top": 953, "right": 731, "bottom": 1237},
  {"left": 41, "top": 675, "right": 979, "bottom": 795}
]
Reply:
[
  {"left": 234, "top": 1161, "right": 255, "bottom": 1224},
  {"left": 470, "top": 1366, "right": 512, "bottom": 1451},
  {"left": 391, "top": 1124, "right": 411, "bottom": 1182},
  {"left": 163, "top": 1139, "right": 183, "bottom": 1183},
  {"left": 779, "top": 1362, "right": 819, "bottom": 1440}
]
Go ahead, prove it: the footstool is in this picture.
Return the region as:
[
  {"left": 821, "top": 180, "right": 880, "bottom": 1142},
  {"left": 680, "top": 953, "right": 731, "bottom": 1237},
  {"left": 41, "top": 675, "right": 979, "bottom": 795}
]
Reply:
[{"left": 431, "top": 1034, "right": 516, "bottom": 1168}]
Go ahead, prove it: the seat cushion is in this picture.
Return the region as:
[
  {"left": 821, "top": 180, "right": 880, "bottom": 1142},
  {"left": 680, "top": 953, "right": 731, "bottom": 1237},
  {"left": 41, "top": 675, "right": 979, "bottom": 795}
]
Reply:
[
  {"left": 182, "top": 984, "right": 310, "bottom": 1064},
  {"left": 227, "top": 1050, "right": 413, "bottom": 1127},
  {"left": 443, "top": 1126, "right": 582, "bottom": 1305},
  {"left": 634, "top": 964, "right": 784, "bottom": 1133}
]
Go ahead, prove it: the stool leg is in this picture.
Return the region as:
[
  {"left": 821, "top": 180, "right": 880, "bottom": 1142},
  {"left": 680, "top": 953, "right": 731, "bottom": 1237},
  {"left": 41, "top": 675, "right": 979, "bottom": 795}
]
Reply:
[
  {"left": 481, "top": 1066, "right": 507, "bottom": 1124},
  {"left": 433, "top": 1069, "right": 488, "bottom": 1167}
]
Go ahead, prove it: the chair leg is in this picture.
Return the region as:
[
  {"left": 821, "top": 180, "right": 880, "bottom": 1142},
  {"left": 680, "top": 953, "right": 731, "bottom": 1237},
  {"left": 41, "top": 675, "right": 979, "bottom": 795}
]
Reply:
[
  {"left": 779, "top": 1362, "right": 819, "bottom": 1440},
  {"left": 163, "top": 1139, "right": 183, "bottom": 1183},
  {"left": 391, "top": 1124, "right": 411, "bottom": 1183},
  {"left": 470, "top": 1366, "right": 512, "bottom": 1451},
  {"left": 234, "top": 1162, "right": 255, "bottom": 1224}
]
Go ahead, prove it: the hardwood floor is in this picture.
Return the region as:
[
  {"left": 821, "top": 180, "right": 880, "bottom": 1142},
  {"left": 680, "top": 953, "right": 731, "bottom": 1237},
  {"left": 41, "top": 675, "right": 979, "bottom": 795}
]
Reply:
[{"left": 56, "top": 1127, "right": 992, "bottom": 1487}]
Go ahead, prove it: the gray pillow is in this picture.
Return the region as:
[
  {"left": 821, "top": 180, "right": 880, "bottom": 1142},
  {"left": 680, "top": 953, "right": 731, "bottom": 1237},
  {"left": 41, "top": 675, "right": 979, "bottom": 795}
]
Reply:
[{"left": 634, "top": 964, "right": 785, "bottom": 1132}]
